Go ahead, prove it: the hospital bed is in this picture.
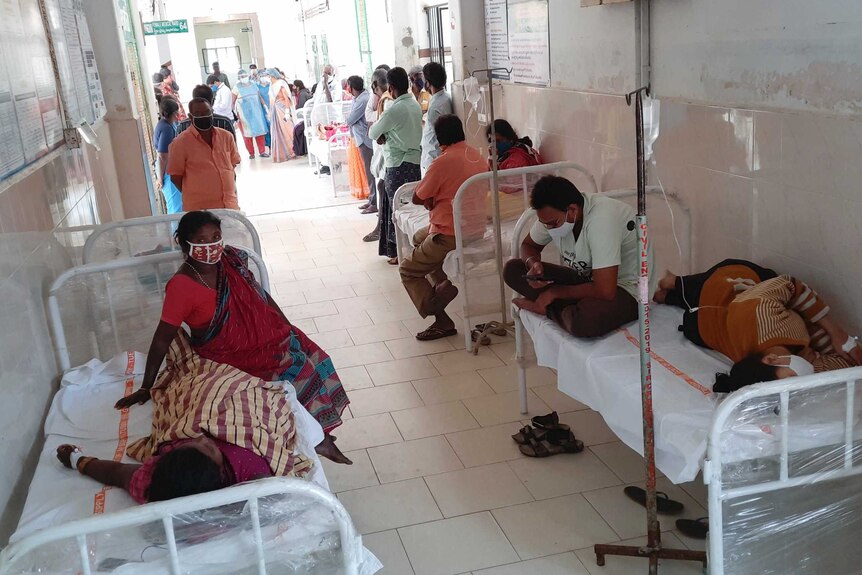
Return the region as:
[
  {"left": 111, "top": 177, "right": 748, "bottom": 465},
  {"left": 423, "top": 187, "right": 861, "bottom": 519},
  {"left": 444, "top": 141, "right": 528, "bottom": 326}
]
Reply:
[
  {"left": 508, "top": 207, "right": 862, "bottom": 574},
  {"left": 392, "top": 162, "right": 599, "bottom": 350},
  {"left": 0, "top": 248, "right": 381, "bottom": 573},
  {"left": 305, "top": 100, "right": 354, "bottom": 197}
]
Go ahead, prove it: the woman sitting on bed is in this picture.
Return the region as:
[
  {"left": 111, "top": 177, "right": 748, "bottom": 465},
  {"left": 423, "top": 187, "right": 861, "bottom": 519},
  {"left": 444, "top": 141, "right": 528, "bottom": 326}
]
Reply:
[
  {"left": 115, "top": 210, "right": 352, "bottom": 464},
  {"left": 57, "top": 331, "right": 317, "bottom": 503},
  {"left": 656, "top": 259, "right": 862, "bottom": 392}
]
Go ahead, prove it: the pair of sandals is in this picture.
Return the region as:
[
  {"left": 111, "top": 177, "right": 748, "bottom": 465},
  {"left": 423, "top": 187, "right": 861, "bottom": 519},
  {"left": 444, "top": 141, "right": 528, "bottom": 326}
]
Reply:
[
  {"left": 512, "top": 412, "right": 584, "bottom": 457},
  {"left": 471, "top": 322, "right": 508, "bottom": 346},
  {"left": 622, "top": 486, "right": 708, "bottom": 540}
]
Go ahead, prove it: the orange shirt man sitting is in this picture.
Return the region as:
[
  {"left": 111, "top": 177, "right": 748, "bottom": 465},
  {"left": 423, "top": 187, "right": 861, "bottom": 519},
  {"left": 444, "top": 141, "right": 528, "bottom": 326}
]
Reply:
[
  {"left": 400, "top": 115, "right": 487, "bottom": 341},
  {"left": 167, "top": 97, "right": 242, "bottom": 211}
]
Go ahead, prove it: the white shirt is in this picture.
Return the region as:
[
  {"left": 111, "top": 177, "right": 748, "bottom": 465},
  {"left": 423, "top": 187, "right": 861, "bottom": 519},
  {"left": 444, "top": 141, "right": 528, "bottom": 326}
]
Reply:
[
  {"left": 313, "top": 76, "right": 342, "bottom": 104},
  {"left": 213, "top": 84, "right": 233, "bottom": 118},
  {"left": 420, "top": 90, "right": 454, "bottom": 173},
  {"left": 529, "top": 192, "right": 656, "bottom": 301}
]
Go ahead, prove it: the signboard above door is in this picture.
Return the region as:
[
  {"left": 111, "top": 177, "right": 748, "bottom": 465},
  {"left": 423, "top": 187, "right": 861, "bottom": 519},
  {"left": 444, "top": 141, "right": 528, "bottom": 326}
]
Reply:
[{"left": 143, "top": 19, "right": 189, "bottom": 35}]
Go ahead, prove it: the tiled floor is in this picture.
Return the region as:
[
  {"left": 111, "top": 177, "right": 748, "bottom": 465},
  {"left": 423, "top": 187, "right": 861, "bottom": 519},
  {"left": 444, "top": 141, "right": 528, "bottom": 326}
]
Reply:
[{"left": 245, "top": 185, "right": 708, "bottom": 574}]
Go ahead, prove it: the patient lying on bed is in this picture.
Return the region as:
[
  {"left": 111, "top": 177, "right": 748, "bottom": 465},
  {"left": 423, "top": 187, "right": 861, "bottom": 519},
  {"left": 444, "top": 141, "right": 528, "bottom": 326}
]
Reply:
[
  {"left": 656, "top": 259, "right": 861, "bottom": 392},
  {"left": 56, "top": 331, "right": 317, "bottom": 503}
]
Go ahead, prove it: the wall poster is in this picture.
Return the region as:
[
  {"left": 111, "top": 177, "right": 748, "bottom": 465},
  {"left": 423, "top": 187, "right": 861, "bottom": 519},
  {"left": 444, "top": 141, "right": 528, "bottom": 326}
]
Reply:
[
  {"left": 506, "top": 0, "right": 550, "bottom": 86},
  {"left": 484, "top": 0, "right": 510, "bottom": 80}
]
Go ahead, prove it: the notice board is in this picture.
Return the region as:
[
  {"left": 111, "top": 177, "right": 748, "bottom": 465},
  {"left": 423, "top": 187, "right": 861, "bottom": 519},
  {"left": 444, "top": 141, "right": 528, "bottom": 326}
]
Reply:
[
  {"left": 0, "top": 0, "right": 105, "bottom": 181},
  {"left": 483, "top": 0, "right": 550, "bottom": 87}
]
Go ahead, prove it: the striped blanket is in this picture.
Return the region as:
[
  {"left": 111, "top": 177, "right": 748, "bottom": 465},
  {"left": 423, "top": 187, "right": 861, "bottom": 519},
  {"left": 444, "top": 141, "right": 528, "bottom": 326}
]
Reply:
[{"left": 127, "top": 331, "right": 312, "bottom": 478}]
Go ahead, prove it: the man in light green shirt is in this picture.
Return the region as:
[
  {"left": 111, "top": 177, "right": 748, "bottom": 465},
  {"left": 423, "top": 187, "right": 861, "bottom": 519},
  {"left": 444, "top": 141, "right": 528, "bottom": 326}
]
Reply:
[
  {"left": 368, "top": 67, "right": 423, "bottom": 262},
  {"left": 504, "top": 175, "right": 655, "bottom": 338}
]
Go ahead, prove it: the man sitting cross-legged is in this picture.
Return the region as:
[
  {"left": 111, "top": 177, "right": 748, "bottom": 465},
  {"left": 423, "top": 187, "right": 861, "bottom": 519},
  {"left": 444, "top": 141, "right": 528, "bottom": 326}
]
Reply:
[
  {"left": 399, "top": 114, "right": 488, "bottom": 341},
  {"left": 505, "top": 176, "right": 654, "bottom": 337}
]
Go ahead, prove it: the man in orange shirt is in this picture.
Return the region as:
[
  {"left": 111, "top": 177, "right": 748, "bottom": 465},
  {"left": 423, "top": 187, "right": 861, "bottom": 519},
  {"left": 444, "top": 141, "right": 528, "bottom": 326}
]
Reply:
[
  {"left": 400, "top": 115, "right": 488, "bottom": 341},
  {"left": 168, "top": 97, "right": 242, "bottom": 211}
]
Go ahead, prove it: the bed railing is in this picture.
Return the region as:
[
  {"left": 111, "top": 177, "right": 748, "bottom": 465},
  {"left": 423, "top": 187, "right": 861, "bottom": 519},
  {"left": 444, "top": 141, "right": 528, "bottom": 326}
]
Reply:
[
  {"left": 0, "top": 477, "right": 362, "bottom": 575},
  {"left": 82, "top": 210, "right": 263, "bottom": 265},
  {"left": 705, "top": 365, "right": 862, "bottom": 575},
  {"left": 48, "top": 250, "right": 270, "bottom": 372}
]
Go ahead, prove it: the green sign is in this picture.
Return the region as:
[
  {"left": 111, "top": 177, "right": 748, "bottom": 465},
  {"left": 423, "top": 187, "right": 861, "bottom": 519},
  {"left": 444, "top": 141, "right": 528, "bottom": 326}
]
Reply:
[{"left": 143, "top": 19, "right": 189, "bottom": 36}]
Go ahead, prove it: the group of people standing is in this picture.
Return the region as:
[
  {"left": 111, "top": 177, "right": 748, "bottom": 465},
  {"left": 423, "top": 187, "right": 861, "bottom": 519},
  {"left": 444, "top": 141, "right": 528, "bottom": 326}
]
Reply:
[{"left": 153, "top": 61, "right": 317, "bottom": 213}]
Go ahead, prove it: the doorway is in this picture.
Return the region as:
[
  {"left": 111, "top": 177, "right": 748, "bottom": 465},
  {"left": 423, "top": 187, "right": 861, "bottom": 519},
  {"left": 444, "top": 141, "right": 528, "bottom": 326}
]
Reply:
[{"left": 194, "top": 19, "right": 257, "bottom": 85}]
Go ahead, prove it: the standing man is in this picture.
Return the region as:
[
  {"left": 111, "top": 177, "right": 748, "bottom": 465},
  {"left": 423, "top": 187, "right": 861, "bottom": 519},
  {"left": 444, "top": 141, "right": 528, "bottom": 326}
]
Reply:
[
  {"left": 345, "top": 75, "right": 375, "bottom": 208},
  {"left": 211, "top": 61, "right": 230, "bottom": 88},
  {"left": 420, "top": 62, "right": 453, "bottom": 175},
  {"left": 167, "top": 97, "right": 242, "bottom": 211},
  {"left": 408, "top": 66, "right": 431, "bottom": 114},
  {"left": 177, "top": 85, "right": 236, "bottom": 137},
  {"left": 400, "top": 115, "right": 487, "bottom": 340},
  {"left": 368, "top": 67, "right": 423, "bottom": 264},
  {"left": 360, "top": 67, "right": 395, "bottom": 236},
  {"left": 504, "top": 175, "right": 654, "bottom": 338},
  {"left": 208, "top": 75, "right": 233, "bottom": 119},
  {"left": 314, "top": 63, "right": 342, "bottom": 104}
]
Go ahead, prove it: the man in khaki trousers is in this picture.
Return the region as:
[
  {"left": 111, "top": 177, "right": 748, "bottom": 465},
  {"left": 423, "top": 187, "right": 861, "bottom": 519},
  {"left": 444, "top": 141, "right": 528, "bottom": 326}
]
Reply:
[{"left": 400, "top": 115, "right": 488, "bottom": 341}]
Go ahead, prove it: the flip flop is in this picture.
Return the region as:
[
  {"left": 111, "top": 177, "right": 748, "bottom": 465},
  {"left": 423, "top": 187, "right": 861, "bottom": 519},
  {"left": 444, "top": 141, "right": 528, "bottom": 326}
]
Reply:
[
  {"left": 519, "top": 428, "right": 584, "bottom": 457},
  {"left": 623, "top": 486, "right": 685, "bottom": 515},
  {"left": 474, "top": 323, "right": 508, "bottom": 337},
  {"left": 531, "top": 412, "right": 571, "bottom": 433},
  {"left": 471, "top": 329, "right": 491, "bottom": 346},
  {"left": 676, "top": 517, "right": 709, "bottom": 540},
  {"left": 416, "top": 326, "right": 458, "bottom": 341}
]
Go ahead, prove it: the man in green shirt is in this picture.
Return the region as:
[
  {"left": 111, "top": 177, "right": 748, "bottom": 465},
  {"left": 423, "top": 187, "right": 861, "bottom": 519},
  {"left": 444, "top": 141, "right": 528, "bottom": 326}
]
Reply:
[{"left": 368, "top": 67, "right": 423, "bottom": 263}]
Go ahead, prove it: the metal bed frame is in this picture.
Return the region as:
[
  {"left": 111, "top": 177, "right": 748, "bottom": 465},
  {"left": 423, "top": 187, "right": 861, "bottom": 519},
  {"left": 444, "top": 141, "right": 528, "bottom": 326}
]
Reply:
[
  {"left": 1, "top": 249, "right": 364, "bottom": 574},
  {"left": 49, "top": 250, "right": 270, "bottom": 372},
  {"left": 82, "top": 210, "right": 263, "bottom": 265},
  {"left": 392, "top": 161, "right": 599, "bottom": 351}
]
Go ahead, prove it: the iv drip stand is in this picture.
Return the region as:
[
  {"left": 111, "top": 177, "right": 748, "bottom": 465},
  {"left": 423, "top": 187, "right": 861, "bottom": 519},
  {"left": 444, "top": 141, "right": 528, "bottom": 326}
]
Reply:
[
  {"left": 593, "top": 87, "right": 706, "bottom": 573},
  {"left": 468, "top": 67, "right": 513, "bottom": 352}
]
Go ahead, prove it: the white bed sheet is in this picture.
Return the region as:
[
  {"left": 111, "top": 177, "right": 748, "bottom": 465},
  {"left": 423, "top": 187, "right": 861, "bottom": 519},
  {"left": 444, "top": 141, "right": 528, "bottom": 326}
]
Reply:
[
  {"left": 521, "top": 304, "right": 862, "bottom": 484},
  {"left": 12, "top": 351, "right": 331, "bottom": 544}
]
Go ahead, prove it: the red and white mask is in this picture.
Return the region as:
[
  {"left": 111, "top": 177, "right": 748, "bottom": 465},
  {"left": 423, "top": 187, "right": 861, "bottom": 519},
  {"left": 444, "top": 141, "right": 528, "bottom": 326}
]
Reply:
[{"left": 187, "top": 239, "right": 224, "bottom": 264}]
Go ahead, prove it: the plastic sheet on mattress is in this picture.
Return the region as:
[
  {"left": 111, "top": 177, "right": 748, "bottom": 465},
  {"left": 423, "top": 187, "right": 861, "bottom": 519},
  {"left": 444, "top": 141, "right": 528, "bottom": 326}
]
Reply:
[
  {"left": 4, "top": 488, "right": 382, "bottom": 574},
  {"left": 712, "top": 371, "right": 862, "bottom": 574}
]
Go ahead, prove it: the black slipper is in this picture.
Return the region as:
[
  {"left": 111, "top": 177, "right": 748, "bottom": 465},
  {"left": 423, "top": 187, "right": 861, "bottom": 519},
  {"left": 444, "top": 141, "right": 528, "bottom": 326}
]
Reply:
[
  {"left": 623, "top": 486, "right": 685, "bottom": 515},
  {"left": 676, "top": 517, "right": 709, "bottom": 540}
]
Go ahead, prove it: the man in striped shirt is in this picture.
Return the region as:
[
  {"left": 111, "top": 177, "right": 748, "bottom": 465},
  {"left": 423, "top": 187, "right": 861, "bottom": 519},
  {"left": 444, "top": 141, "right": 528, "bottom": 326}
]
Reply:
[{"left": 656, "top": 259, "right": 862, "bottom": 392}]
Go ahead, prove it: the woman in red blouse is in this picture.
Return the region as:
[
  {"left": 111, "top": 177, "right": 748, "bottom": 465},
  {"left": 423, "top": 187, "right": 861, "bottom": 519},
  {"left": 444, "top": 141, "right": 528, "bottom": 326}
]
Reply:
[
  {"left": 116, "top": 211, "right": 352, "bottom": 465},
  {"left": 488, "top": 119, "right": 544, "bottom": 170}
]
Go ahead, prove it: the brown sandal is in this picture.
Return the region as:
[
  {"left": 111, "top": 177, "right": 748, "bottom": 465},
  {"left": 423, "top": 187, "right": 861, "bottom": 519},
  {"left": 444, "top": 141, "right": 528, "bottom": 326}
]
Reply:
[
  {"left": 416, "top": 326, "right": 458, "bottom": 341},
  {"left": 531, "top": 412, "right": 571, "bottom": 433},
  {"left": 518, "top": 428, "right": 584, "bottom": 457},
  {"left": 512, "top": 425, "right": 547, "bottom": 445}
]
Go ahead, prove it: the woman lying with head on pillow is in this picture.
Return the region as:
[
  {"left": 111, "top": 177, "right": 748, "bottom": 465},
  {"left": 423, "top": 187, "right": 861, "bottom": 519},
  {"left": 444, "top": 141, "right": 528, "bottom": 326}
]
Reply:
[
  {"left": 655, "top": 259, "right": 862, "bottom": 393},
  {"left": 57, "top": 331, "right": 316, "bottom": 503}
]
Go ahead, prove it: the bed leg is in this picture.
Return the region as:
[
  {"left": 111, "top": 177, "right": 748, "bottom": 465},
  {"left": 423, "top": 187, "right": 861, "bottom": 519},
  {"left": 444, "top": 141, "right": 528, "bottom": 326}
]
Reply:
[{"left": 515, "top": 312, "right": 528, "bottom": 415}]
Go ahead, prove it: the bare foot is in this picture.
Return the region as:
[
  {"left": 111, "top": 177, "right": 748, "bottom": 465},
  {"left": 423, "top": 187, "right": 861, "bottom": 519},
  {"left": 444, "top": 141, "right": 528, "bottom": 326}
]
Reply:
[{"left": 315, "top": 434, "right": 353, "bottom": 465}]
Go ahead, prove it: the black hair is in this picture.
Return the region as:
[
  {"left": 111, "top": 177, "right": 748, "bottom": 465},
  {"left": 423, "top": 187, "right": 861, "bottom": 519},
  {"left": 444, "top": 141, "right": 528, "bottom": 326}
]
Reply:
[
  {"left": 375, "top": 64, "right": 391, "bottom": 72},
  {"left": 249, "top": 64, "right": 257, "bottom": 69},
  {"left": 423, "top": 62, "right": 446, "bottom": 90},
  {"left": 187, "top": 97, "right": 213, "bottom": 117},
  {"left": 530, "top": 176, "right": 584, "bottom": 212},
  {"left": 174, "top": 210, "right": 221, "bottom": 252},
  {"left": 212, "top": 61, "right": 220, "bottom": 68},
  {"left": 159, "top": 67, "right": 172, "bottom": 79},
  {"left": 147, "top": 447, "right": 229, "bottom": 502},
  {"left": 293, "top": 79, "right": 306, "bottom": 91},
  {"left": 713, "top": 354, "right": 780, "bottom": 393},
  {"left": 347, "top": 75, "right": 364, "bottom": 92},
  {"left": 434, "top": 114, "right": 465, "bottom": 147},
  {"left": 311, "top": 82, "right": 318, "bottom": 94},
  {"left": 387, "top": 67, "right": 409, "bottom": 94},
  {"left": 487, "top": 119, "right": 533, "bottom": 147},
  {"left": 192, "top": 84, "right": 215, "bottom": 104},
  {"left": 206, "top": 74, "right": 219, "bottom": 86},
  {"left": 159, "top": 97, "right": 180, "bottom": 120},
  {"left": 152, "top": 72, "right": 165, "bottom": 84}
]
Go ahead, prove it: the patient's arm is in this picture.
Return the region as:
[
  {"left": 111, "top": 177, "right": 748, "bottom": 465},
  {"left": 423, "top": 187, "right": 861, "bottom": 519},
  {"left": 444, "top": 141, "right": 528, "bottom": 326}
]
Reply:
[
  {"left": 57, "top": 445, "right": 141, "bottom": 491},
  {"left": 116, "top": 321, "right": 179, "bottom": 409},
  {"left": 517, "top": 265, "right": 620, "bottom": 315}
]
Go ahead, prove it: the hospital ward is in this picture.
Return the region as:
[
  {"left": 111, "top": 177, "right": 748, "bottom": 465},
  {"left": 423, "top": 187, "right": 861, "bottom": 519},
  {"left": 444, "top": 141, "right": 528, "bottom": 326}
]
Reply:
[{"left": 2, "top": 1, "right": 862, "bottom": 574}]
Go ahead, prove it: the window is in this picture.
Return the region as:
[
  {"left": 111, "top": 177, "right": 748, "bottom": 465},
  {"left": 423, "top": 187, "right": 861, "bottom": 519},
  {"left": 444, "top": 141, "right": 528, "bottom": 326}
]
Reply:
[
  {"left": 201, "top": 37, "right": 241, "bottom": 78},
  {"left": 425, "top": 5, "right": 453, "bottom": 82}
]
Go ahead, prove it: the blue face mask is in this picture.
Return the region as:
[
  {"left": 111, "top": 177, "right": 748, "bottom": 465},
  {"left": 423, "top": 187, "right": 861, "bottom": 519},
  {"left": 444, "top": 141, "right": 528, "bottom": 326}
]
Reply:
[
  {"left": 211, "top": 85, "right": 218, "bottom": 93},
  {"left": 496, "top": 141, "right": 513, "bottom": 156}
]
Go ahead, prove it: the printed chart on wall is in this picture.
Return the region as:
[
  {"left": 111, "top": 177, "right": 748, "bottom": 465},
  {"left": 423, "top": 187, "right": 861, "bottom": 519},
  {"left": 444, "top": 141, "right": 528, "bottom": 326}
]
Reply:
[
  {"left": 507, "top": 0, "right": 550, "bottom": 86},
  {"left": 0, "top": 0, "right": 105, "bottom": 181},
  {"left": 484, "top": 0, "right": 510, "bottom": 80}
]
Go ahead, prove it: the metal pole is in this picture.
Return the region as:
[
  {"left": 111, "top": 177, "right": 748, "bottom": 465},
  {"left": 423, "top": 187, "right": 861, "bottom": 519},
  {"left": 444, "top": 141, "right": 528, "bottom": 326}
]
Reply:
[
  {"left": 593, "top": 86, "right": 706, "bottom": 573},
  {"left": 470, "top": 67, "right": 511, "bottom": 326}
]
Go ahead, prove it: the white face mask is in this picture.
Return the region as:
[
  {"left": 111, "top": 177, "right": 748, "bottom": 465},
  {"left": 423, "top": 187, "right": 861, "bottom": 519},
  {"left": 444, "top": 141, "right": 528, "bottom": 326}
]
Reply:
[
  {"left": 546, "top": 211, "right": 575, "bottom": 240},
  {"left": 780, "top": 355, "right": 815, "bottom": 378}
]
